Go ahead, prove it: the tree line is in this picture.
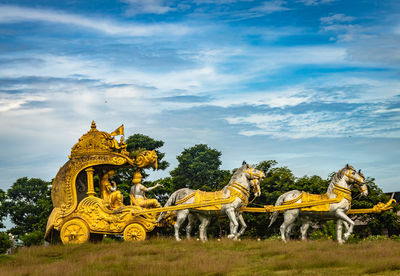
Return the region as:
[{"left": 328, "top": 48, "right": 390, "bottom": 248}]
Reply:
[{"left": 0, "top": 134, "right": 399, "bottom": 251}]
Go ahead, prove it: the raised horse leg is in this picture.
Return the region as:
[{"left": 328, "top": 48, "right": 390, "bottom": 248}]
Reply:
[
  {"left": 335, "top": 210, "right": 355, "bottom": 243},
  {"left": 237, "top": 213, "right": 247, "bottom": 238},
  {"left": 226, "top": 208, "right": 239, "bottom": 240},
  {"left": 186, "top": 213, "right": 195, "bottom": 240},
  {"left": 174, "top": 209, "right": 189, "bottom": 241}
]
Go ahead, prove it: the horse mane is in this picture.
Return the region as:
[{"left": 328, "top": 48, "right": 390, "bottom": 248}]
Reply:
[
  {"left": 228, "top": 164, "right": 248, "bottom": 184},
  {"left": 327, "top": 165, "right": 355, "bottom": 192}
]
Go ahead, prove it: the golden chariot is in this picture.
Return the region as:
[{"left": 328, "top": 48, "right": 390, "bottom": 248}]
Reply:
[{"left": 45, "top": 121, "right": 165, "bottom": 244}]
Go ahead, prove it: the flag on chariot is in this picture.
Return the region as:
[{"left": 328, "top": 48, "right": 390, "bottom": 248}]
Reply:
[{"left": 110, "top": 124, "right": 124, "bottom": 136}]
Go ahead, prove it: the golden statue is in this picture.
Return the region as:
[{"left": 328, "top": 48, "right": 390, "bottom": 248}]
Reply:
[
  {"left": 99, "top": 170, "right": 123, "bottom": 210},
  {"left": 130, "top": 170, "right": 162, "bottom": 209}
]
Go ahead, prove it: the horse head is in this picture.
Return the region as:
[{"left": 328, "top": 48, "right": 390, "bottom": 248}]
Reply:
[
  {"left": 344, "top": 164, "right": 368, "bottom": 196},
  {"left": 242, "top": 163, "right": 265, "bottom": 197}
]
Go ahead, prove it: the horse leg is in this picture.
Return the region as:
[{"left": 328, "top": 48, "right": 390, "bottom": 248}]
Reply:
[
  {"left": 336, "top": 219, "right": 344, "bottom": 244},
  {"left": 343, "top": 221, "right": 350, "bottom": 232},
  {"left": 226, "top": 208, "right": 239, "bottom": 240},
  {"left": 335, "top": 210, "right": 355, "bottom": 242},
  {"left": 186, "top": 213, "right": 195, "bottom": 240},
  {"left": 300, "top": 218, "right": 311, "bottom": 241},
  {"left": 281, "top": 210, "right": 298, "bottom": 242},
  {"left": 237, "top": 213, "right": 247, "bottom": 238},
  {"left": 197, "top": 215, "right": 210, "bottom": 242},
  {"left": 285, "top": 222, "right": 295, "bottom": 241},
  {"left": 174, "top": 210, "right": 189, "bottom": 241}
]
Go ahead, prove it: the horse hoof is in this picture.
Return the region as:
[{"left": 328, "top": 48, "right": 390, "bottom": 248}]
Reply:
[{"left": 227, "top": 234, "right": 235, "bottom": 239}]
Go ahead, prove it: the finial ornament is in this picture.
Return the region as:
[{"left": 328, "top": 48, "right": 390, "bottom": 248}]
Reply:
[{"left": 91, "top": 121, "right": 96, "bottom": 130}]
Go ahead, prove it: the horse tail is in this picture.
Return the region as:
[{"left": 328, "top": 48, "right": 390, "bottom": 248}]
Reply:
[
  {"left": 156, "top": 190, "right": 179, "bottom": 223},
  {"left": 268, "top": 192, "right": 288, "bottom": 227}
]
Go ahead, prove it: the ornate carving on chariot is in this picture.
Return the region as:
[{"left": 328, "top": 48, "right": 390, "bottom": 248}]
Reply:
[
  {"left": 45, "top": 121, "right": 163, "bottom": 245},
  {"left": 70, "top": 121, "right": 130, "bottom": 158}
]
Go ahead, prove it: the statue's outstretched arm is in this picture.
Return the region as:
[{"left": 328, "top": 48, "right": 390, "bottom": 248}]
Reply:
[{"left": 143, "top": 183, "right": 162, "bottom": 192}]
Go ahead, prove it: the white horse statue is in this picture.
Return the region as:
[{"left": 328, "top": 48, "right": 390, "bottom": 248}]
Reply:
[
  {"left": 269, "top": 164, "right": 368, "bottom": 244},
  {"left": 157, "top": 162, "right": 265, "bottom": 241}
]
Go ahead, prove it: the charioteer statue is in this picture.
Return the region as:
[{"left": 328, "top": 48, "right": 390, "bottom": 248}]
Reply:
[{"left": 130, "top": 170, "right": 162, "bottom": 208}]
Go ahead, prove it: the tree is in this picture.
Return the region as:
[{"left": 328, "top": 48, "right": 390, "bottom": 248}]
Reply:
[
  {"left": 5, "top": 177, "right": 52, "bottom": 236},
  {"left": 170, "top": 144, "right": 230, "bottom": 191},
  {"left": 113, "top": 134, "right": 169, "bottom": 205},
  {"left": 350, "top": 177, "right": 400, "bottom": 237},
  {"left": 0, "top": 189, "right": 6, "bottom": 229}
]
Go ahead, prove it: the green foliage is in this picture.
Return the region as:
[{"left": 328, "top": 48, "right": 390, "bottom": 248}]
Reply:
[
  {"left": 170, "top": 144, "right": 230, "bottom": 191},
  {"left": 20, "top": 230, "right": 44, "bottom": 247},
  {"left": 350, "top": 178, "right": 400, "bottom": 237},
  {"left": 0, "top": 232, "right": 12, "bottom": 254},
  {"left": 255, "top": 160, "right": 277, "bottom": 175},
  {"left": 5, "top": 177, "right": 52, "bottom": 235},
  {"left": 0, "top": 189, "right": 6, "bottom": 229},
  {"left": 310, "top": 220, "right": 336, "bottom": 240}
]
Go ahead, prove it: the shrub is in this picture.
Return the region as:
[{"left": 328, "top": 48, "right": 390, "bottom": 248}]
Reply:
[
  {"left": 0, "top": 232, "right": 12, "bottom": 254},
  {"left": 20, "top": 230, "right": 44, "bottom": 247},
  {"left": 310, "top": 220, "right": 336, "bottom": 240}
]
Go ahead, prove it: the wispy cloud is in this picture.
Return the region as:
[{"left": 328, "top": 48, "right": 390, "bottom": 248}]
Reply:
[
  {"left": 320, "top": 14, "right": 355, "bottom": 24},
  {"left": 251, "top": 1, "right": 290, "bottom": 14},
  {"left": 209, "top": 87, "right": 311, "bottom": 108},
  {"left": 0, "top": 5, "right": 191, "bottom": 36},
  {"left": 121, "top": 0, "right": 175, "bottom": 15},
  {"left": 298, "top": 0, "right": 336, "bottom": 6},
  {"left": 226, "top": 101, "right": 400, "bottom": 139}
]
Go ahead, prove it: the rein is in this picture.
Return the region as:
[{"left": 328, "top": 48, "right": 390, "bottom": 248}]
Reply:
[
  {"left": 344, "top": 169, "right": 364, "bottom": 184},
  {"left": 230, "top": 182, "right": 250, "bottom": 198},
  {"left": 243, "top": 168, "right": 263, "bottom": 179}
]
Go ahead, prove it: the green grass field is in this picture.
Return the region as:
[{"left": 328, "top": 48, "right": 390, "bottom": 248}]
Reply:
[{"left": 1, "top": 239, "right": 400, "bottom": 276}]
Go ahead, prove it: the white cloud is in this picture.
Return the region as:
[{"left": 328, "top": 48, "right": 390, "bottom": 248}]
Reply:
[
  {"left": 210, "top": 87, "right": 311, "bottom": 108},
  {"left": 226, "top": 107, "right": 400, "bottom": 139},
  {"left": 122, "top": 0, "right": 175, "bottom": 15},
  {"left": 320, "top": 14, "right": 355, "bottom": 25},
  {"left": 251, "top": 1, "right": 290, "bottom": 14},
  {"left": 0, "top": 93, "right": 47, "bottom": 112},
  {"left": 0, "top": 5, "right": 191, "bottom": 36}
]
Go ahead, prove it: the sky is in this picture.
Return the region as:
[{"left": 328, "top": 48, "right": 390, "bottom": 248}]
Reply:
[{"left": 0, "top": 0, "right": 399, "bottom": 194}]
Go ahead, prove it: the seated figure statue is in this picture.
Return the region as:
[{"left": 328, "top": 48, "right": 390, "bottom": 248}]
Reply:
[
  {"left": 130, "top": 171, "right": 162, "bottom": 208},
  {"left": 100, "top": 170, "right": 123, "bottom": 209}
]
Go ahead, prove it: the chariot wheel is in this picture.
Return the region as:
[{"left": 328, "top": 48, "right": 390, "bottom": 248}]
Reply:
[
  {"left": 123, "top": 223, "right": 146, "bottom": 241},
  {"left": 60, "top": 219, "right": 90, "bottom": 244}
]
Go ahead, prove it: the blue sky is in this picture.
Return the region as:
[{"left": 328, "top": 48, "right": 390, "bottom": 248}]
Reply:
[{"left": 0, "top": 0, "right": 399, "bottom": 193}]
